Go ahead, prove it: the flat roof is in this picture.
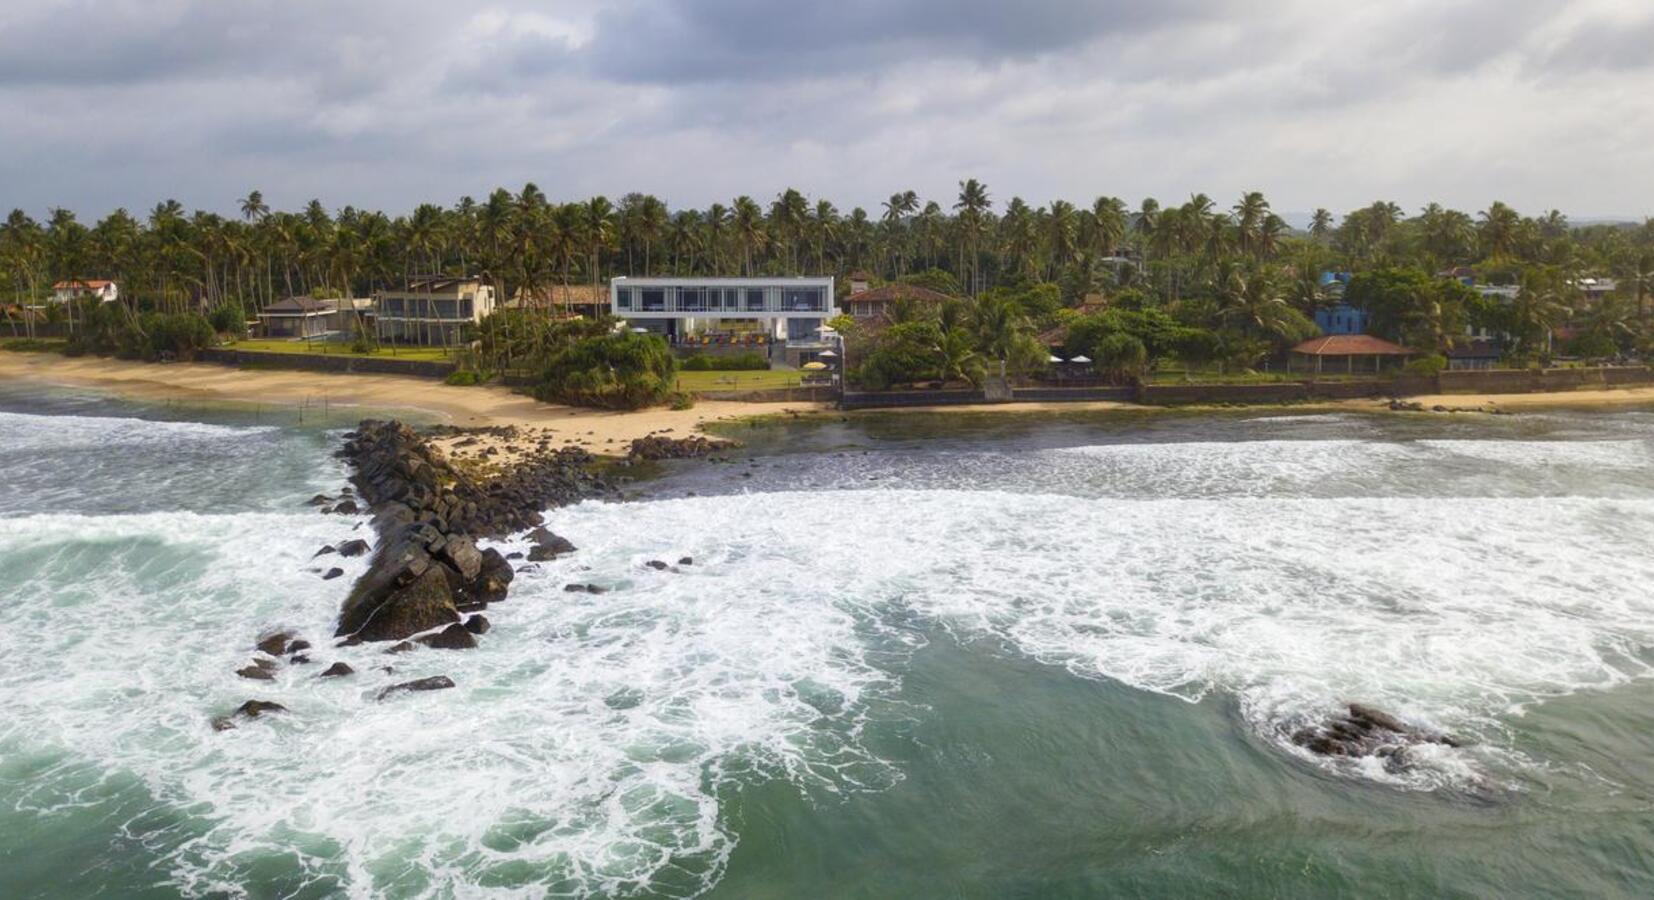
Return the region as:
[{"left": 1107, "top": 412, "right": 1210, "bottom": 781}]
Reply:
[{"left": 612, "top": 277, "right": 832, "bottom": 286}]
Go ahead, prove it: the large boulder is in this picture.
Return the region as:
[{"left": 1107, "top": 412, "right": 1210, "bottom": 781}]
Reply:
[
  {"left": 349, "top": 565, "right": 461, "bottom": 643},
  {"left": 417, "top": 623, "right": 478, "bottom": 650},
  {"left": 438, "top": 535, "right": 483, "bottom": 582},
  {"left": 526, "top": 528, "right": 576, "bottom": 562}
]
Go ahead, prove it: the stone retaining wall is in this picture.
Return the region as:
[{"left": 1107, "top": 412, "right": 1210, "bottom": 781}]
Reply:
[{"left": 199, "top": 348, "right": 457, "bottom": 378}]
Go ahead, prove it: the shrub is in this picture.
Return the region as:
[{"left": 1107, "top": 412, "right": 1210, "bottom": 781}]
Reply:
[
  {"left": 208, "top": 302, "right": 247, "bottom": 337},
  {"left": 445, "top": 370, "right": 481, "bottom": 386},
  {"left": 140, "top": 312, "right": 216, "bottom": 361},
  {"left": 1095, "top": 333, "right": 1148, "bottom": 382},
  {"left": 1403, "top": 354, "right": 1448, "bottom": 376},
  {"left": 854, "top": 320, "right": 944, "bottom": 390},
  {"left": 532, "top": 331, "right": 678, "bottom": 410},
  {"left": 681, "top": 351, "right": 769, "bottom": 371},
  {"left": 668, "top": 391, "right": 695, "bottom": 410}
]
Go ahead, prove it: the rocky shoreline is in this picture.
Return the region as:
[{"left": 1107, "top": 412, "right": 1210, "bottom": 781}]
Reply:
[{"left": 219, "top": 419, "right": 632, "bottom": 726}]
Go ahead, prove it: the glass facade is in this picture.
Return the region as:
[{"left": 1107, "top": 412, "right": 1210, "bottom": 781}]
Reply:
[{"left": 610, "top": 280, "right": 833, "bottom": 320}]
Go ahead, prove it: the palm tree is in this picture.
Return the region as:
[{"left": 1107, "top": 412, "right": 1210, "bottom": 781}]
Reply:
[
  {"left": 703, "top": 202, "right": 730, "bottom": 273},
  {"left": 239, "top": 190, "right": 269, "bottom": 223},
  {"left": 1084, "top": 196, "right": 1128, "bottom": 259},
  {"left": 954, "top": 178, "right": 992, "bottom": 295},
  {"left": 968, "top": 293, "right": 1033, "bottom": 381},
  {"left": 1479, "top": 201, "right": 1522, "bottom": 259},
  {"left": 810, "top": 200, "right": 839, "bottom": 274},
  {"left": 1232, "top": 191, "right": 1269, "bottom": 257},
  {"left": 582, "top": 196, "right": 615, "bottom": 302},
  {"left": 1309, "top": 208, "right": 1334, "bottom": 242},
  {"left": 731, "top": 196, "right": 766, "bottom": 276}
]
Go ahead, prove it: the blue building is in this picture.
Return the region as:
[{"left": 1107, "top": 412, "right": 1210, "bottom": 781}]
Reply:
[{"left": 1314, "top": 302, "right": 1369, "bottom": 336}]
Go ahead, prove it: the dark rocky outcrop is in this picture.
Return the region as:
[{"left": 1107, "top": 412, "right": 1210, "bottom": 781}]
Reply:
[
  {"left": 237, "top": 658, "right": 278, "bottom": 681},
  {"left": 211, "top": 699, "right": 288, "bottom": 731},
  {"left": 1292, "top": 703, "right": 1465, "bottom": 772},
  {"left": 563, "top": 583, "right": 608, "bottom": 594},
  {"left": 318, "top": 661, "right": 355, "bottom": 678},
  {"left": 256, "top": 631, "right": 296, "bottom": 657},
  {"left": 463, "top": 615, "right": 490, "bottom": 635},
  {"left": 337, "top": 539, "right": 371, "bottom": 558},
  {"left": 417, "top": 623, "right": 478, "bottom": 650},
  {"left": 628, "top": 434, "right": 730, "bottom": 461},
  {"left": 377, "top": 675, "right": 456, "bottom": 700},
  {"left": 526, "top": 528, "right": 576, "bottom": 562},
  {"left": 329, "top": 419, "right": 613, "bottom": 651},
  {"left": 322, "top": 567, "right": 345, "bottom": 580}
]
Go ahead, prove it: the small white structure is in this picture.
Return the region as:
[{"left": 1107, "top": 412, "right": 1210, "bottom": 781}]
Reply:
[{"left": 51, "top": 279, "right": 119, "bottom": 305}]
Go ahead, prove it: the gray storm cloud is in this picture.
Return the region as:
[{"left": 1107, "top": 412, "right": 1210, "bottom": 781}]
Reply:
[{"left": 0, "top": 0, "right": 1649, "bottom": 219}]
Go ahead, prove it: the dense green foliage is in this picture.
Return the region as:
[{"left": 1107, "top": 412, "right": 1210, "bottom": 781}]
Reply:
[
  {"left": 681, "top": 351, "right": 769, "bottom": 371},
  {"left": 530, "top": 330, "right": 678, "bottom": 410},
  {"left": 57, "top": 300, "right": 215, "bottom": 361},
  {"left": 4, "top": 182, "right": 1653, "bottom": 371}
]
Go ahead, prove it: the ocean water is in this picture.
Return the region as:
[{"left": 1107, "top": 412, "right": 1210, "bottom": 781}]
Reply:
[{"left": 4, "top": 387, "right": 1654, "bottom": 897}]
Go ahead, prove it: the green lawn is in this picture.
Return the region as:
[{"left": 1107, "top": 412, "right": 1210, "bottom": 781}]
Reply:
[
  {"left": 674, "top": 369, "right": 811, "bottom": 392},
  {"left": 224, "top": 339, "right": 456, "bottom": 363}
]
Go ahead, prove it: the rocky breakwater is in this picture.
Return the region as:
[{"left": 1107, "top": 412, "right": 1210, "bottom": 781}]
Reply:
[{"left": 333, "top": 420, "right": 613, "bottom": 655}]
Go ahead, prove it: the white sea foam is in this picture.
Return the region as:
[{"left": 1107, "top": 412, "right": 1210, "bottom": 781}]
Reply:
[
  {"left": 0, "top": 508, "right": 901, "bottom": 897},
  {"left": 0, "top": 409, "right": 276, "bottom": 452},
  {"left": 6, "top": 432, "right": 1654, "bottom": 895}
]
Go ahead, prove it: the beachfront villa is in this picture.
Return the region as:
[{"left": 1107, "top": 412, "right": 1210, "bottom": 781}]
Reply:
[
  {"left": 843, "top": 282, "right": 953, "bottom": 323},
  {"left": 610, "top": 276, "right": 835, "bottom": 364},
  {"left": 257, "top": 296, "right": 373, "bottom": 339},
  {"left": 50, "top": 279, "right": 119, "bottom": 305},
  {"left": 373, "top": 276, "right": 496, "bottom": 346}
]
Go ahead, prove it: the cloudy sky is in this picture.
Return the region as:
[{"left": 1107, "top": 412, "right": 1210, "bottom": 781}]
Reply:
[{"left": 2, "top": 0, "right": 1652, "bottom": 221}]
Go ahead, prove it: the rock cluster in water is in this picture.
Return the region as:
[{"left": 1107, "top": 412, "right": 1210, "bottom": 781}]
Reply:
[
  {"left": 332, "top": 420, "right": 611, "bottom": 649},
  {"left": 1292, "top": 703, "right": 1465, "bottom": 772},
  {"left": 627, "top": 433, "right": 730, "bottom": 461},
  {"left": 1387, "top": 399, "right": 1509, "bottom": 415}
]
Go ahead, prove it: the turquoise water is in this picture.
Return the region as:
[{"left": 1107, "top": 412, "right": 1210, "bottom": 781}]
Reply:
[{"left": 3, "top": 388, "right": 1654, "bottom": 897}]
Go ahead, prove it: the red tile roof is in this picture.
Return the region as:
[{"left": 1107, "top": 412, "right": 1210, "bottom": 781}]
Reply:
[
  {"left": 53, "top": 279, "right": 114, "bottom": 290},
  {"left": 1291, "top": 334, "right": 1415, "bottom": 356}
]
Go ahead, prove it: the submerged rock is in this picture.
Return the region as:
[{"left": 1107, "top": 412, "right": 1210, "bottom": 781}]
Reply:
[
  {"left": 377, "top": 675, "right": 456, "bottom": 700},
  {"left": 1291, "top": 703, "right": 1464, "bottom": 772},
  {"left": 322, "top": 567, "right": 345, "bottom": 580},
  {"left": 337, "top": 539, "right": 370, "bottom": 558},
  {"left": 212, "top": 699, "right": 288, "bottom": 731},
  {"left": 255, "top": 631, "right": 295, "bottom": 657},
  {"left": 318, "top": 661, "right": 355, "bottom": 678},
  {"left": 236, "top": 658, "right": 277, "bottom": 681}
]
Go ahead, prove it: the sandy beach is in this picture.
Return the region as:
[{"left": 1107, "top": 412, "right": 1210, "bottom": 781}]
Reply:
[
  {"left": 5, "top": 351, "right": 1654, "bottom": 457},
  {"left": 0, "top": 351, "right": 826, "bottom": 456}
]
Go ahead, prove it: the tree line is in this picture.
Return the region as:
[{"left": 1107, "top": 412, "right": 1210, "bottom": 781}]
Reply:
[{"left": 5, "top": 181, "right": 1653, "bottom": 374}]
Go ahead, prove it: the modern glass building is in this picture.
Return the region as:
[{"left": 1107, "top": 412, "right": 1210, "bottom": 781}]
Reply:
[{"left": 610, "top": 277, "right": 836, "bottom": 354}]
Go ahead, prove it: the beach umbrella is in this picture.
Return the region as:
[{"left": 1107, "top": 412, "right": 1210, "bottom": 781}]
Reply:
[
  {"left": 1069, "top": 355, "right": 1092, "bottom": 364},
  {"left": 802, "top": 361, "right": 828, "bottom": 370},
  {"left": 1047, "top": 354, "right": 1064, "bottom": 363},
  {"left": 819, "top": 349, "right": 838, "bottom": 358},
  {"left": 630, "top": 327, "right": 649, "bottom": 333},
  {"left": 815, "top": 324, "right": 837, "bottom": 333}
]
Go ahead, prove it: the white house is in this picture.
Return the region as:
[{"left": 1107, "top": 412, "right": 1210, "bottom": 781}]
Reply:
[{"left": 51, "top": 279, "right": 119, "bottom": 305}]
